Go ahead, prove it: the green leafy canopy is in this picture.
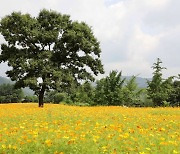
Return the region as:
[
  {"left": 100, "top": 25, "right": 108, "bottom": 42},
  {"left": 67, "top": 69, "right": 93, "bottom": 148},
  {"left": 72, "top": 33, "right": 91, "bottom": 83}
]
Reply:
[{"left": 0, "top": 9, "right": 104, "bottom": 106}]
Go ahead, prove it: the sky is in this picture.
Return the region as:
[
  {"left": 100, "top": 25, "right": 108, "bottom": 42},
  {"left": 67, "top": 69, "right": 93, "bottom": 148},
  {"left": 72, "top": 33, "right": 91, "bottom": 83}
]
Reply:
[{"left": 0, "top": 0, "right": 179, "bottom": 79}]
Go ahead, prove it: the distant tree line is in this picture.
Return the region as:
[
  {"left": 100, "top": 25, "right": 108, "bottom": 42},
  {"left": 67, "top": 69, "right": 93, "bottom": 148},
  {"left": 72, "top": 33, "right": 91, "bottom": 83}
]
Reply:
[
  {"left": 43, "top": 58, "right": 179, "bottom": 107},
  {"left": 0, "top": 58, "right": 179, "bottom": 107},
  {"left": 0, "top": 84, "right": 24, "bottom": 103}
]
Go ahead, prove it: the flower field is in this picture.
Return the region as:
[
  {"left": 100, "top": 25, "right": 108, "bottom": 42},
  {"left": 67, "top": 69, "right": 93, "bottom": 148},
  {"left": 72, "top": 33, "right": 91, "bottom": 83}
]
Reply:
[{"left": 0, "top": 103, "right": 180, "bottom": 154}]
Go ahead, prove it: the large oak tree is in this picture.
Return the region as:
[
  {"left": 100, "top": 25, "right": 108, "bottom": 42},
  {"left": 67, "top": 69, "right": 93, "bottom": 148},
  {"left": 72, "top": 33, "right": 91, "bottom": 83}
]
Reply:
[{"left": 0, "top": 9, "right": 104, "bottom": 107}]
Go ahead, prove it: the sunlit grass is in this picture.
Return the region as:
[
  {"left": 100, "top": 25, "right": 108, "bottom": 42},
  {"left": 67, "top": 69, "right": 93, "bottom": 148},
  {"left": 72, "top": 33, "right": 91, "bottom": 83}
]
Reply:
[{"left": 0, "top": 103, "right": 180, "bottom": 153}]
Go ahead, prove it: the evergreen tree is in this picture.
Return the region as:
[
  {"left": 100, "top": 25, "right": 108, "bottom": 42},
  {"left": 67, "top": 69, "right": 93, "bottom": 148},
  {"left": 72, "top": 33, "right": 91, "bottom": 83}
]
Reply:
[
  {"left": 122, "top": 76, "right": 143, "bottom": 106},
  {"left": 147, "top": 58, "right": 169, "bottom": 106}
]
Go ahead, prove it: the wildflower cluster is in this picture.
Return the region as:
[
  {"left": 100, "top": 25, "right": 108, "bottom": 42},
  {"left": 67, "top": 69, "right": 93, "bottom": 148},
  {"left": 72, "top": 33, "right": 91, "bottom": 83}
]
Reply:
[{"left": 0, "top": 103, "right": 179, "bottom": 153}]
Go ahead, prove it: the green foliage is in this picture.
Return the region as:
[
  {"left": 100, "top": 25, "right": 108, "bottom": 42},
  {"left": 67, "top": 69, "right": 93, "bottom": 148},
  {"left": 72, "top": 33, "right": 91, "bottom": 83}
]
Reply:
[
  {"left": 72, "top": 81, "right": 95, "bottom": 105},
  {"left": 44, "top": 81, "right": 95, "bottom": 105},
  {"left": 54, "top": 93, "right": 65, "bottom": 104},
  {"left": 44, "top": 91, "right": 57, "bottom": 103},
  {"left": 45, "top": 91, "right": 72, "bottom": 104},
  {"left": 162, "top": 101, "right": 171, "bottom": 107},
  {"left": 147, "top": 58, "right": 176, "bottom": 106},
  {"left": 22, "top": 95, "right": 38, "bottom": 103},
  {"left": 0, "top": 9, "right": 103, "bottom": 107},
  {"left": 0, "top": 84, "right": 24, "bottom": 103},
  {"left": 147, "top": 58, "right": 167, "bottom": 106},
  {"left": 122, "top": 76, "right": 144, "bottom": 106},
  {"left": 168, "top": 75, "right": 180, "bottom": 106},
  {"left": 94, "top": 70, "right": 125, "bottom": 105}
]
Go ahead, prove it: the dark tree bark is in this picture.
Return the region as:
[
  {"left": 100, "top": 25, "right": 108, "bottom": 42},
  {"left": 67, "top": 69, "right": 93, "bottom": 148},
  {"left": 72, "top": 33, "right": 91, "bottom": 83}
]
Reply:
[{"left": 39, "top": 85, "right": 46, "bottom": 107}]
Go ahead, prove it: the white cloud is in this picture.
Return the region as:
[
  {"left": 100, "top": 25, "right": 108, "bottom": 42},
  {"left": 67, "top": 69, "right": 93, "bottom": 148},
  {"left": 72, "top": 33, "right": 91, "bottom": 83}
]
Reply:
[
  {"left": 0, "top": 62, "right": 9, "bottom": 77},
  {"left": 0, "top": 0, "right": 179, "bottom": 79}
]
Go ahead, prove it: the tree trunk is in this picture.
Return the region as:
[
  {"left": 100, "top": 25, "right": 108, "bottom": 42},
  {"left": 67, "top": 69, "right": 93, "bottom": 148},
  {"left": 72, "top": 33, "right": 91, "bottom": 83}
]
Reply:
[{"left": 39, "top": 85, "right": 45, "bottom": 107}]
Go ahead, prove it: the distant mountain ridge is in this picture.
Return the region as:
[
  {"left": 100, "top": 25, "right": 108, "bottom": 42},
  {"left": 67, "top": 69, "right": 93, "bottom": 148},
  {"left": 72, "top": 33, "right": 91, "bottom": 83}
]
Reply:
[
  {"left": 0, "top": 76, "right": 13, "bottom": 84},
  {"left": 0, "top": 76, "right": 34, "bottom": 96},
  {"left": 122, "top": 76, "right": 151, "bottom": 88},
  {"left": 0, "top": 75, "right": 151, "bottom": 92}
]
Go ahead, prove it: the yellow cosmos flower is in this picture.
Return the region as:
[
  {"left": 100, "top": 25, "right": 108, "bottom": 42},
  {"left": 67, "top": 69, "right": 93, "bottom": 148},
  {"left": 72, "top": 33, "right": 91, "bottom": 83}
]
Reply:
[
  {"left": 173, "top": 150, "right": 178, "bottom": 154},
  {"left": 45, "top": 139, "right": 52, "bottom": 147},
  {"left": 2, "top": 144, "right": 6, "bottom": 149}
]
